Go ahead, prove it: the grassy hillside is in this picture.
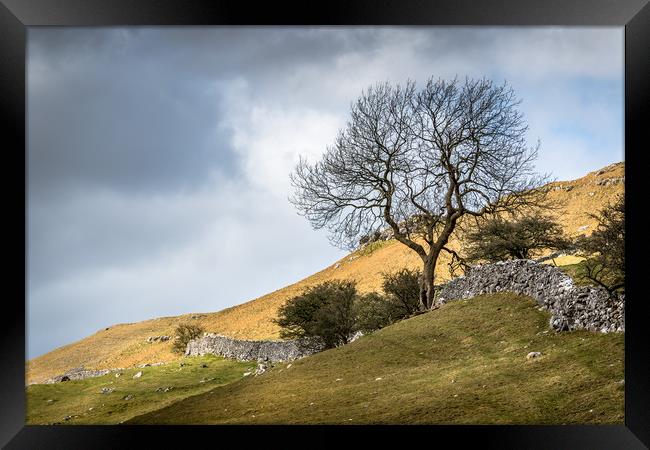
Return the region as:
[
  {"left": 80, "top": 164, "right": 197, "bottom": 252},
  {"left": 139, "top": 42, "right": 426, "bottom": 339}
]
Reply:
[
  {"left": 27, "top": 162, "right": 624, "bottom": 384},
  {"left": 128, "top": 293, "right": 624, "bottom": 425},
  {"left": 26, "top": 355, "right": 255, "bottom": 425}
]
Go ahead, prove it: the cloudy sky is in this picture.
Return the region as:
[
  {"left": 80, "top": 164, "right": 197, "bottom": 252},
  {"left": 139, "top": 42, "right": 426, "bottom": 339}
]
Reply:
[{"left": 27, "top": 27, "right": 623, "bottom": 359}]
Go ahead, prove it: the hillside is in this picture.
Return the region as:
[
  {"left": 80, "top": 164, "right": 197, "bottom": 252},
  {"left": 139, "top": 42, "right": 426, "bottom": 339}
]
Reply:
[
  {"left": 26, "top": 355, "right": 255, "bottom": 425},
  {"left": 27, "top": 162, "right": 624, "bottom": 384},
  {"left": 128, "top": 293, "right": 624, "bottom": 425}
]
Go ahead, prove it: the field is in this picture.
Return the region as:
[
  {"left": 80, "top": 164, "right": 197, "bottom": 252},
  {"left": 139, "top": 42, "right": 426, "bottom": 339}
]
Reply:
[
  {"left": 128, "top": 293, "right": 624, "bottom": 425},
  {"left": 26, "top": 355, "right": 255, "bottom": 425}
]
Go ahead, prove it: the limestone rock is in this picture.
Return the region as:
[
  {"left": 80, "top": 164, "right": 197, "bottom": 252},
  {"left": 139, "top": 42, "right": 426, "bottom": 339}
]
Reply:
[
  {"left": 526, "top": 351, "right": 542, "bottom": 360},
  {"left": 436, "top": 259, "right": 624, "bottom": 333},
  {"left": 185, "top": 334, "right": 322, "bottom": 362}
]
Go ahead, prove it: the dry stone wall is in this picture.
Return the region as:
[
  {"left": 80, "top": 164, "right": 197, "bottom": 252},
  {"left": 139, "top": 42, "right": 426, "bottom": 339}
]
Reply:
[
  {"left": 43, "top": 367, "right": 117, "bottom": 384},
  {"left": 436, "top": 259, "right": 624, "bottom": 333},
  {"left": 185, "top": 334, "right": 321, "bottom": 362}
]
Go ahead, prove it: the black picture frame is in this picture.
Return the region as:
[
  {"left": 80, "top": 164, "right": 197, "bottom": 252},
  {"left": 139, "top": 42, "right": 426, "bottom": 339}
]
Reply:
[{"left": 2, "top": 0, "right": 648, "bottom": 447}]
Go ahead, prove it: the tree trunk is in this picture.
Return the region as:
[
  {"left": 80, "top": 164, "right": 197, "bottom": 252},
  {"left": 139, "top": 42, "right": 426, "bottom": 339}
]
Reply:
[{"left": 418, "top": 253, "right": 438, "bottom": 310}]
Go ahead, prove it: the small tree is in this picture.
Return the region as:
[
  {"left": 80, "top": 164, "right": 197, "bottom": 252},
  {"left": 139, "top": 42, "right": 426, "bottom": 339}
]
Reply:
[
  {"left": 464, "top": 214, "right": 572, "bottom": 263},
  {"left": 575, "top": 195, "right": 624, "bottom": 295},
  {"left": 172, "top": 323, "right": 205, "bottom": 354},
  {"left": 275, "top": 280, "right": 358, "bottom": 349},
  {"left": 382, "top": 268, "right": 422, "bottom": 316}
]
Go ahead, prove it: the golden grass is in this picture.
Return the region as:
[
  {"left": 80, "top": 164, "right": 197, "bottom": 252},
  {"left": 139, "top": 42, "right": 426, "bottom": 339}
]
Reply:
[{"left": 27, "top": 162, "right": 624, "bottom": 384}]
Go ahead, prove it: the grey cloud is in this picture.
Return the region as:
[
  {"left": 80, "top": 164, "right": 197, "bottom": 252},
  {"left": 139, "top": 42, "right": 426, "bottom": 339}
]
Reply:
[{"left": 28, "top": 29, "right": 238, "bottom": 199}]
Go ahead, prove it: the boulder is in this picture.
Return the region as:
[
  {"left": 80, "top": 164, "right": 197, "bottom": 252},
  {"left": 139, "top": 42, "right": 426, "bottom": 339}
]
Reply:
[{"left": 526, "top": 351, "right": 542, "bottom": 360}]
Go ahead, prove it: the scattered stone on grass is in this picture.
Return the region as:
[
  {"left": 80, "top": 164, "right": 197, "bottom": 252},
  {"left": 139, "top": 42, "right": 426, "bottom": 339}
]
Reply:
[{"left": 526, "top": 351, "right": 542, "bottom": 360}]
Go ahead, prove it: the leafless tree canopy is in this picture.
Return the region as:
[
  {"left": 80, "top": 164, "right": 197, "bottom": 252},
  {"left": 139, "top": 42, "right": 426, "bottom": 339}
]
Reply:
[{"left": 290, "top": 77, "right": 549, "bottom": 310}]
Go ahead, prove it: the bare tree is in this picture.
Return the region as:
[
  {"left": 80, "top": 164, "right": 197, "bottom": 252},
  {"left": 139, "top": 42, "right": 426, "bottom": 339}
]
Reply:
[{"left": 290, "top": 77, "right": 548, "bottom": 310}]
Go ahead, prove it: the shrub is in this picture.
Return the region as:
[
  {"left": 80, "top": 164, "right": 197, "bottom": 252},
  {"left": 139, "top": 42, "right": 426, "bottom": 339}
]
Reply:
[
  {"left": 382, "top": 268, "right": 422, "bottom": 316},
  {"left": 353, "top": 292, "right": 400, "bottom": 333},
  {"left": 275, "top": 280, "right": 358, "bottom": 349},
  {"left": 464, "top": 214, "right": 572, "bottom": 263},
  {"left": 575, "top": 195, "right": 624, "bottom": 295},
  {"left": 172, "top": 323, "right": 205, "bottom": 354}
]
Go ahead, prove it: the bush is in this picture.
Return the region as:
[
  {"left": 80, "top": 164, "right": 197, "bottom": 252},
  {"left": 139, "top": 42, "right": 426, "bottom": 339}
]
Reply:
[
  {"left": 275, "top": 280, "right": 358, "bottom": 349},
  {"left": 382, "top": 268, "right": 422, "bottom": 316},
  {"left": 353, "top": 292, "right": 400, "bottom": 333},
  {"left": 172, "top": 323, "right": 205, "bottom": 354},
  {"left": 464, "top": 213, "right": 572, "bottom": 263},
  {"left": 575, "top": 195, "right": 624, "bottom": 295}
]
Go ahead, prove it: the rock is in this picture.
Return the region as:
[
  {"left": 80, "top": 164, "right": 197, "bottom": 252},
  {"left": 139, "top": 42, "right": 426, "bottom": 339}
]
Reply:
[
  {"left": 46, "top": 367, "right": 113, "bottom": 384},
  {"left": 185, "top": 334, "right": 322, "bottom": 362},
  {"left": 436, "top": 260, "right": 624, "bottom": 333},
  {"left": 243, "top": 372, "right": 251, "bottom": 377},
  {"left": 63, "top": 416, "right": 72, "bottom": 421},
  {"left": 115, "top": 373, "right": 122, "bottom": 378},
  {"left": 146, "top": 335, "right": 171, "bottom": 343},
  {"left": 348, "top": 331, "right": 364, "bottom": 343},
  {"left": 100, "top": 387, "right": 114, "bottom": 394},
  {"left": 123, "top": 395, "right": 134, "bottom": 401},
  {"left": 254, "top": 361, "right": 271, "bottom": 376},
  {"left": 526, "top": 352, "right": 542, "bottom": 360},
  {"left": 375, "top": 377, "right": 382, "bottom": 381},
  {"left": 133, "top": 371, "right": 143, "bottom": 379}
]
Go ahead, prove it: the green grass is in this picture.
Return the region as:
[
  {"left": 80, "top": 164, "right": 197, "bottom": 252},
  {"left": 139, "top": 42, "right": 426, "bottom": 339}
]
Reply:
[
  {"left": 26, "top": 355, "right": 255, "bottom": 425},
  {"left": 128, "top": 293, "right": 624, "bottom": 425}
]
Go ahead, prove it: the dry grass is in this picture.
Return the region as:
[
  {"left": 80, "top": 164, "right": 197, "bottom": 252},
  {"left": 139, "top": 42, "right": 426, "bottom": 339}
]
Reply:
[{"left": 27, "top": 162, "right": 624, "bottom": 384}]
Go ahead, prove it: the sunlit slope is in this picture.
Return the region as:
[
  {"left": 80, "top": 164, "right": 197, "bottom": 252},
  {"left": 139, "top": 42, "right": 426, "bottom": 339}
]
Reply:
[
  {"left": 27, "top": 162, "right": 624, "bottom": 384},
  {"left": 128, "top": 293, "right": 624, "bottom": 425}
]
